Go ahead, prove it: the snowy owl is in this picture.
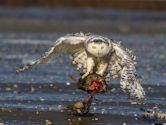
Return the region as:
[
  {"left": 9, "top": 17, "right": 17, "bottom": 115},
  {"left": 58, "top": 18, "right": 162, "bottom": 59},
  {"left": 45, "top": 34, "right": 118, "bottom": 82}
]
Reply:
[{"left": 16, "top": 32, "right": 145, "bottom": 100}]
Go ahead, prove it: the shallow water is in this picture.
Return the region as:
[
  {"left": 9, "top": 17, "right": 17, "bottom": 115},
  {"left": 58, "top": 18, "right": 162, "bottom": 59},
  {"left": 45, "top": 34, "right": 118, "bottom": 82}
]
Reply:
[{"left": 0, "top": 32, "right": 166, "bottom": 125}]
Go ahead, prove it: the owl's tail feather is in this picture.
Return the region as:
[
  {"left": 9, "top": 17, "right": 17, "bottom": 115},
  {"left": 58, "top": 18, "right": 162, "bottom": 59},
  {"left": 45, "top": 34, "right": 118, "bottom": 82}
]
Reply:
[{"left": 16, "top": 47, "right": 55, "bottom": 73}]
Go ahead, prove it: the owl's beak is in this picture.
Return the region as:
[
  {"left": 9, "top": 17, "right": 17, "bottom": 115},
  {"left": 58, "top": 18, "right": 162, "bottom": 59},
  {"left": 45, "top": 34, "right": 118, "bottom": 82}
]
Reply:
[{"left": 97, "top": 51, "right": 101, "bottom": 57}]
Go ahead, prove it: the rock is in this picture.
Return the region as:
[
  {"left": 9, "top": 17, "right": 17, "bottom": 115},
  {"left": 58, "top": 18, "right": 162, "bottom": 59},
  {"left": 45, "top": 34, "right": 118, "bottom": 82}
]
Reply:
[
  {"left": 45, "top": 119, "right": 52, "bottom": 125},
  {"left": 65, "top": 95, "right": 93, "bottom": 115}
]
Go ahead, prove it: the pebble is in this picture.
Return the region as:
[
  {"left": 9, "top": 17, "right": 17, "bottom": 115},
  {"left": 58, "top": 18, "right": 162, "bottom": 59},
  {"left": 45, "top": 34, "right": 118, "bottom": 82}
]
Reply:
[
  {"left": 58, "top": 105, "right": 62, "bottom": 109},
  {"left": 13, "top": 84, "right": 18, "bottom": 88},
  {"left": 36, "top": 111, "right": 39, "bottom": 115},
  {"left": 101, "top": 109, "right": 106, "bottom": 114},
  {"left": 131, "top": 101, "right": 138, "bottom": 104},
  {"left": 45, "top": 119, "right": 52, "bottom": 125},
  {"left": 39, "top": 98, "right": 45, "bottom": 101},
  {"left": 67, "top": 118, "right": 71, "bottom": 121},
  {"left": 66, "top": 82, "right": 71, "bottom": 86},
  {"left": 5, "top": 87, "right": 12, "bottom": 91},
  {"left": 94, "top": 117, "right": 99, "bottom": 121},
  {"left": 78, "top": 117, "right": 82, "bottom": 121},
  {"left": 49, "top": 84, "right": 53, "bottom": 87},
  {"left": 31, "top": 87, "right": 35, "bottom": 92}
]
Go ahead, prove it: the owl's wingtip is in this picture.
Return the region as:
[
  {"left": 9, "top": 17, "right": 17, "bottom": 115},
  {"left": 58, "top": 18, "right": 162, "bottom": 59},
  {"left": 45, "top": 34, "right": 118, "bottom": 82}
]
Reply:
[{"left": 16, "top": 67, "right": 24, "bottom": 74}]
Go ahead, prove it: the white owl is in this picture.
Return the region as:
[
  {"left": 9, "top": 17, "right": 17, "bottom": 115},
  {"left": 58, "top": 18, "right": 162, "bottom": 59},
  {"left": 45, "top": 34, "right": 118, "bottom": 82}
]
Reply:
[{"left": 16, "top": 33, "right": 145, "bottom": 100}]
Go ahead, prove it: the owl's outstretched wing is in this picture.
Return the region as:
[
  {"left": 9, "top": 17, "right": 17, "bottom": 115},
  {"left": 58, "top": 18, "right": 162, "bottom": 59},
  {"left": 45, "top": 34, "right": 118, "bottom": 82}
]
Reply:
[
  {"left": 16, "top": 33, "right": 87, "bottom": 73},
  {"left": 106, "top": 42, "right": 145, "bottom": 100}
]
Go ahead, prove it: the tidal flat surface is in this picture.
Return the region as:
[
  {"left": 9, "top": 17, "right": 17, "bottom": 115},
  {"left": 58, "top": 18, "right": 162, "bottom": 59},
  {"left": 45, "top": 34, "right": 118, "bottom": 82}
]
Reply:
[{"left": 0, "top": 7, "right": 166, "bottom": 125}]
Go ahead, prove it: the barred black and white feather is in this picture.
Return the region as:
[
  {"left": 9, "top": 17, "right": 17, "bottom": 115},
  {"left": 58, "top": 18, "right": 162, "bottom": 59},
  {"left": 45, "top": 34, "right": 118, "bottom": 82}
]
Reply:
[
  {"left": 16, "top": 33, "right": 87, "bottom": 73},
  {"left": 105, "top": 42, "right": 145, "bottom": 100}
]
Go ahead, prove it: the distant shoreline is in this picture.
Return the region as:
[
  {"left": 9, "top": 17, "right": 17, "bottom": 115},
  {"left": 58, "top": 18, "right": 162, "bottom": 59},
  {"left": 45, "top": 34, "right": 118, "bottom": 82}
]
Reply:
[
  {"left": 0, "top": 0, "right": 166, "bottom": 11},
  {"left": 0, "top": 7, "right": 165, "bottom": 34}
]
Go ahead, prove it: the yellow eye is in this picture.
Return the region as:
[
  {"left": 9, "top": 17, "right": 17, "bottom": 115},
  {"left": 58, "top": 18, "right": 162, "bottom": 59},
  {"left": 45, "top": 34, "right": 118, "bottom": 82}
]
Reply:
[
  {"left": 92, "top": 46, "right": 96, "bottom": 49},
  {"left": 101, "top": 46, "right": 104, "bottom": 49}
]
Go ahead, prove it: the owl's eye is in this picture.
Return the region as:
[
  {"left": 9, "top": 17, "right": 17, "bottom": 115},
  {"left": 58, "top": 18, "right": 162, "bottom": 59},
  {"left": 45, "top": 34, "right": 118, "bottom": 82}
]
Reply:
[
  {"left": 101, "top": 46, "right": 104, "bottom": 49},
  {"left": 92, "top": 46, "right": 96, "bottom": 49}
]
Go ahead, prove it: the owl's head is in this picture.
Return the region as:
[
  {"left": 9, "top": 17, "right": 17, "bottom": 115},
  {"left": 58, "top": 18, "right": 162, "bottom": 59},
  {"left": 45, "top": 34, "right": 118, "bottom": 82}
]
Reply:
[{"left": 86, "top": 36, "right": 112, "bottom": 57}]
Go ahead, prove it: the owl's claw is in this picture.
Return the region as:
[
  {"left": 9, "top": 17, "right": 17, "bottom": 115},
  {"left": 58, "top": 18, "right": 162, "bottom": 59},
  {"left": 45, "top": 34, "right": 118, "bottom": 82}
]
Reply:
[{"left": 81, "top": 72, "right": 90, "bottom": 79}]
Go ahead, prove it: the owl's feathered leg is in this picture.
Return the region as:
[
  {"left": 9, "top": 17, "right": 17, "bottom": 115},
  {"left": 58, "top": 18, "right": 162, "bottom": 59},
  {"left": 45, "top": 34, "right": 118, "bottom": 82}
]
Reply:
[
  {"left": 16, "top": 47, "right": 55, "bottom": 73},
  {"left": 96, "top": 61, "right": 108, "bottom": 76},
  {"left": 81, "top": 57, "right": 95, "bottom": 79}
]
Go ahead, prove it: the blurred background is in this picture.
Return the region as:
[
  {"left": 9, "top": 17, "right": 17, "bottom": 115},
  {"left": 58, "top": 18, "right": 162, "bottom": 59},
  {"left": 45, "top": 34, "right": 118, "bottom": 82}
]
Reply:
[
  {"left": 0, "top": 1, "right": 166, "bottom": 125},
  {"left": 0, "top": 0, "right": 166, "bottom": 10},
  {"left": 0, "top": 0, "right": 165, "bottom": 33}
]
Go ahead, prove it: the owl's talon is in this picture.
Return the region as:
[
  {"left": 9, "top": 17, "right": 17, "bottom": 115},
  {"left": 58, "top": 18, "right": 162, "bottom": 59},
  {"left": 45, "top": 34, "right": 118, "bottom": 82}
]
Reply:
[
  {"left": 81, "top": 75, "right": 86, "bottom": 79},
  {"left": 81, "top": 73, "right": 89, "bottom": 79}
]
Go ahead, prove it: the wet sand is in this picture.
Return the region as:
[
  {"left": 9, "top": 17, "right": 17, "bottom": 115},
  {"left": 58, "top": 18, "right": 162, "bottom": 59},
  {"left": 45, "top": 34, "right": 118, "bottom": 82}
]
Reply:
[
  {"left": 0, "top": 82, "right": 165, "bottom": 125},
  {"left": 0, "top": 108, "right": 140, "bottom": 125}
]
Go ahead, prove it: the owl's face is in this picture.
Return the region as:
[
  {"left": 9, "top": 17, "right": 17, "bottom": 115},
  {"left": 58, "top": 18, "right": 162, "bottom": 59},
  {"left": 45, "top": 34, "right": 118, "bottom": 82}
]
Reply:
[{"left": 86, "top": 37, "right": 111, "bottom": 57}]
